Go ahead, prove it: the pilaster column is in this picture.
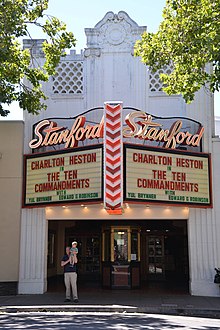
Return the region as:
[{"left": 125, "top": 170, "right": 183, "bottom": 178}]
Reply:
[
  {"left": 18, "top": 208, "right": 47, "bottom": 294},
  {"left": 188, "top": 208, "right": 220, "bottom": 296}
]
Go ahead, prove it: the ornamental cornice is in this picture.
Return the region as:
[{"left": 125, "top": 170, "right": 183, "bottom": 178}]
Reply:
[{"left": 84, "top": 48, "right": 101, "bottom": 58}]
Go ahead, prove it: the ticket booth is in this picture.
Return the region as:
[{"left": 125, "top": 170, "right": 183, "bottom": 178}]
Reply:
[{"left": 102, "top": 226, "right": 141, "bottom": 289}]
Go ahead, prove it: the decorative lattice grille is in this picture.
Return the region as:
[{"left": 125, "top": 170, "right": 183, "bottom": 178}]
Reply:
[
  {"left": 149, "top": 65, "right": 172, "bottom": 92},
  {"left": 52, "top": 61, "right": 83, "bottom": 94}
]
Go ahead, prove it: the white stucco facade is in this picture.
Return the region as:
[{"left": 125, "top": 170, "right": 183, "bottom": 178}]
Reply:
[
  {"left": 215, "top": 116, "right": 220, "bottom": 136},
  {"left": 18, "top": 11, "right": 220, "bottom": 296}
]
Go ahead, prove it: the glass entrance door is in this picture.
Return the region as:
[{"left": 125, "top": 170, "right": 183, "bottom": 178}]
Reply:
[
  {"left": 102, "top": 225, "right": 141, "bottom": 288},
  {"left": 113, "top": 229, "right": 128, "bottom": 262},
  {"left": 85, "top": 237, "right": 100, "bottom": 273},
  {"left": 147, "top": 236, "right": 165, "bottom": 279}
]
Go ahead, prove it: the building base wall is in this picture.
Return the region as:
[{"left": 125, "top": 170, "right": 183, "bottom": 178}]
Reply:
[
  {"left": 0, "top": 282, "right": 18, "bottom": 296},
  {"left": 190, "top": 280, "right": 220, "bottom": 297},
  {"left": 18, "top": 280, "right": 47, "bottom": 294}
]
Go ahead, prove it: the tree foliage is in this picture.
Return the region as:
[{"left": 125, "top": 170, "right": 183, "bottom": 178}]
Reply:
[
  {"left": 135, "top": 0, "right": 220, "bottom": 103},
  {"left": 0, "top": 0, "right": 76, "bottom": 116}
]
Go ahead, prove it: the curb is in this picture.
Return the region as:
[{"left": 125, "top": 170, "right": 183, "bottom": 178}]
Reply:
[
  {"left": 137, "top": 306, "right": 220, "bottom": 319},
  {"left": 0, "top": 305, "right": 138, "bottom": 314},
  {"left": 0, "top": 305, "right": 220, "bottom": 318}
]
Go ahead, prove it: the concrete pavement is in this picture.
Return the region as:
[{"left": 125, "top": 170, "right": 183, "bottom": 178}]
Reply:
[{"left": 0, "top": 287, "right": 220, "bottom": 318}]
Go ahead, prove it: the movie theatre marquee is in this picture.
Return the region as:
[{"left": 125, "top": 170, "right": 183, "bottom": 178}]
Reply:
[
  {"left": 24, "top": 146, "right": 103, "bottom": 207},
  {"left": 23, "top": 105, "right": 212, "bottom": 209},
  {"left": 124, "top": 145, "right": 211, "bottom": 207}
]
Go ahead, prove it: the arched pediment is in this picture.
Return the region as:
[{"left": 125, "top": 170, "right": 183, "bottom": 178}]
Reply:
[{"left": 85, "top": 11, "right": 146, "bottom": 52}]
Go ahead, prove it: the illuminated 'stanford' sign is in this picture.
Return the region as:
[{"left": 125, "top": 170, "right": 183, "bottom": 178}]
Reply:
[
  {"left": 29, "top": 111, "right": 204, "bottom": 150},
  {"left": 123, "top": 112, "right": 204, "bottom": 149}
]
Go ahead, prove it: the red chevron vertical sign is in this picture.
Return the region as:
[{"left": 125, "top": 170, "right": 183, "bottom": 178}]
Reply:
[{"left": 104, "top": 102, "right": 123, "bottom": 215}]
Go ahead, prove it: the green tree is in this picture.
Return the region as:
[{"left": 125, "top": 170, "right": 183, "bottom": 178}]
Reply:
[
  {"left": 135, "top": 0, "right": 220, "bottom": 103},
  {"left": 0, "top": 0, "right": 76, "bottom": 117}
]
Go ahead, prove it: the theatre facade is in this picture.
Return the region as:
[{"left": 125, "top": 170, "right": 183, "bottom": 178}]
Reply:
[{"left": 4, "top": 11, "right": 220, "bottom": 296}]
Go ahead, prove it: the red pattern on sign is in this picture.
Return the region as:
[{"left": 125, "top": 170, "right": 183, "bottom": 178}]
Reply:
[{"left": 104, "top": 103, "right": 123, "bottom": 214}]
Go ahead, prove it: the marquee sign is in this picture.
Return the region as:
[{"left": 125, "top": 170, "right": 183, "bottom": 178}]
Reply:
[
  {"left": 29, "top": 117, "right": 104, "bottom": 150},
  {"left": 104, "top": 103, "right": 123, "bottom": 214},
  {"left": 23, "top": 104, "right": 211, "bottom": 210},
  {"left": 29, "top": 109, "right": 204, "bottom": 152},
  {"left": 23, "top": 145, "right": 103, "bottom": 207},
  {"left": 124, "top": 144, "right": 212, "bottom": 207},
  {"left": 123, "top": 111, "right": 204, "bottom": 149}
]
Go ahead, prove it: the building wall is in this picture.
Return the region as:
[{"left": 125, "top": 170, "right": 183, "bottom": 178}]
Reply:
[
  {"left": 17, "top": 11, "right": 220, "bottom": 296},
  {"left": 215, "top": 116, "right": 220, "bottom": 136},
  {"left": 0, "top": 121, "right": 23, "bottom": 294}
]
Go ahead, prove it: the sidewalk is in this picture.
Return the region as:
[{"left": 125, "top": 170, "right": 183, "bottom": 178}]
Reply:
[{"left": 0, "top": 288, "right": 220, "bottom": 318}]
